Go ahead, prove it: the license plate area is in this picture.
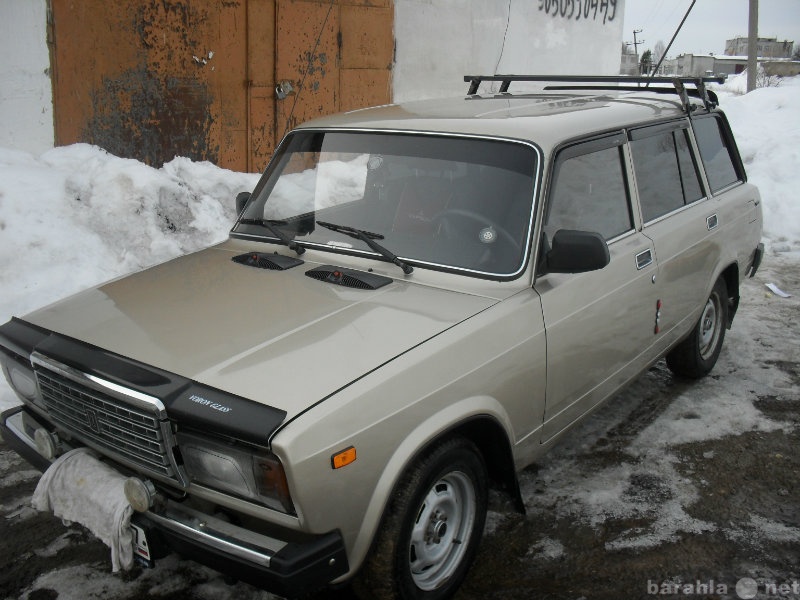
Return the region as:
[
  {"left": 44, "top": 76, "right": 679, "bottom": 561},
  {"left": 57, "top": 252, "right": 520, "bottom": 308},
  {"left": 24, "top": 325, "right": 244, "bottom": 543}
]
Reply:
[{"left": 130, "top": 522, "right": 154, "bottom": 568}]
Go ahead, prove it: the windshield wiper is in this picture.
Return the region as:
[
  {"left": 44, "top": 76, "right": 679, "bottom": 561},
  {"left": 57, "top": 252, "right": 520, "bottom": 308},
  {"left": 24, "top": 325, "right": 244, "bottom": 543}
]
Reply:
[
  {"left": 238, "top": 218, "right": 305, "bottom": 255},
  {"left": 316, "top": 221, "right": 413, "bottom": 275}
]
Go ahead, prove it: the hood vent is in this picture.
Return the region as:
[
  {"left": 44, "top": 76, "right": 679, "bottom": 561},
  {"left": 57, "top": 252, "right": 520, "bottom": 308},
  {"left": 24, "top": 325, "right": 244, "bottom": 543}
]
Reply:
[
  {"left": 306, "top": 265, "right": 392, "bottom": 290},
  {"left": 232, "top": 252, "right": 304, "bottom": 271}
]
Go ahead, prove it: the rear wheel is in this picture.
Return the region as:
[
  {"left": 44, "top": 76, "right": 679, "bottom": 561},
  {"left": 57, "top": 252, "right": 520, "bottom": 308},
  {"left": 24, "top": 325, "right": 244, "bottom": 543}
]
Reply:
[
  {"left": 354, "top": 437, "right": 488, "bottom": 600},
  {"left": 666, "top": 277, "right": 729, "bottom": 378}
]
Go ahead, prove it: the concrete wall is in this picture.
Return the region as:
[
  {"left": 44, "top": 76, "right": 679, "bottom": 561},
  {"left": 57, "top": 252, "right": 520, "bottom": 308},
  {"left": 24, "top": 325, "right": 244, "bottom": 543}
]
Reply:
[
  {"left": 763, "top": 61, "right": 800, "bottom": 77},
  {"left": 0, "top": 0, "right": 53, "bottom": 153},
  {"left": 393, "top": 0, "right": 626, "bottom": 101}
]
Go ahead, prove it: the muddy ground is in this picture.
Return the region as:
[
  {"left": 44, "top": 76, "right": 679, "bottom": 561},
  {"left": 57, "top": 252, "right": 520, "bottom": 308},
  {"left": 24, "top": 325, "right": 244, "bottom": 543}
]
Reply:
[{"left": 1, "top": 253, "right": 798, "bottom": 600}]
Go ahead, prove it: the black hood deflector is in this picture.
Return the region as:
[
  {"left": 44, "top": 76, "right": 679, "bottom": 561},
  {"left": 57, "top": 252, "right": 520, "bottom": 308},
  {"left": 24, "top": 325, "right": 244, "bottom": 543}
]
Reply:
[{"left": 0, "top": 318, "right": 286, "bottom": 446}]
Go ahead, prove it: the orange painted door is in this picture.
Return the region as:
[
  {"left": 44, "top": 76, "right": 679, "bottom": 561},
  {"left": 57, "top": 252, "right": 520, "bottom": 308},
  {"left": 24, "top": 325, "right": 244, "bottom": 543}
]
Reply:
[{"left": 275, "top": 0, "right": 341, "bottom": 141}]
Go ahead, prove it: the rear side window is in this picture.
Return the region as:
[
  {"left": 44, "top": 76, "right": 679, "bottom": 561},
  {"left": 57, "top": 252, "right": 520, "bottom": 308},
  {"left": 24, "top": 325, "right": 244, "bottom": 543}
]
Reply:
[
  {"left": 692, "top": 115, "right": 742, "bottom": 193},
  {"left": 630, "top": 125, "right": 704, "bottom": 222},
  {"left": 546, "top": 135, "right": 633, "bottom": 241}
]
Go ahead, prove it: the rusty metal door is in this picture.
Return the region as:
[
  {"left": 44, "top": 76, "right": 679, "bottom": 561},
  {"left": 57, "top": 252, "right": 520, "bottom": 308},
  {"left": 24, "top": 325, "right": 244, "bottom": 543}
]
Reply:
[
  {"left": 275, "top": 0, "right": 340, "bottom": 141},
  {"left": 48, "top": 0, "right": 392, "bottom": 172},
  {"left": 251, "top": 0, "right": 394, "bottom": 169},
  {"left": 274, "top": 0, "right": 393, "bottom": 145},
  {"left": 49, "top": 0, "right": 250, "bottom": 169}
]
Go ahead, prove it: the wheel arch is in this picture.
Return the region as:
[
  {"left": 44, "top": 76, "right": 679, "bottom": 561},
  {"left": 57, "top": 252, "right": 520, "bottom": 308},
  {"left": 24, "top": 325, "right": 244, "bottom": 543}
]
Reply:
[
  {"left": 445, "top": 416, "right": 525, "bottom": 513},
  {"left": 344, "top": 399, "right": 522, "bottom": 580}
]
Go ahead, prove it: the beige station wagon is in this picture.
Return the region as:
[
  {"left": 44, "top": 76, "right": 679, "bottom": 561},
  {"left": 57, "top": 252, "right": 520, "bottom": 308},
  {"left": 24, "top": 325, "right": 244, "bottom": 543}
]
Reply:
[{"left": 0, "top": 75, "right": 764, "bottom": 599}]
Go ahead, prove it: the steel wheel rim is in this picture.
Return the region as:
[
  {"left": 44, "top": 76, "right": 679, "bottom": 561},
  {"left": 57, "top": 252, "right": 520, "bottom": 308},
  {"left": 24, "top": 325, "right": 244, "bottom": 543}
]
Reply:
[
  {"left": 698, "top": 292, "right": 722, "bottom": 360},
  {"left": 408, "top": 471, "right": 476, "bottom": 591}
]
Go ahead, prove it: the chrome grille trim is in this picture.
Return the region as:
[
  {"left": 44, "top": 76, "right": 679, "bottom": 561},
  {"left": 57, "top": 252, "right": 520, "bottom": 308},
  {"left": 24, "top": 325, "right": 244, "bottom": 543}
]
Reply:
[{"left": 30, "top": 352, "right": 187, "bottom": 487}]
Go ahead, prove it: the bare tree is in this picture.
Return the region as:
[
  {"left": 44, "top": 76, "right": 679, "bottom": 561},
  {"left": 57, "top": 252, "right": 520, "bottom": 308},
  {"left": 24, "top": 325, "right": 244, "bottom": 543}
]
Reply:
[
  {"left": 654, "top": 40, "right": 667, "bottom": 63},
  {"left": 756, "top": 66, "right": 782, "bottom": 88}
]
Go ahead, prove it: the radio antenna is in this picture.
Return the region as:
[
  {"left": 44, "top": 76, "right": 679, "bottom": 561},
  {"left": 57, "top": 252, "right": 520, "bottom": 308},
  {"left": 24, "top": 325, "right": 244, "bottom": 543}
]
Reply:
[{"left": 647, "top": 0, "right": 697, "bottom": 85}]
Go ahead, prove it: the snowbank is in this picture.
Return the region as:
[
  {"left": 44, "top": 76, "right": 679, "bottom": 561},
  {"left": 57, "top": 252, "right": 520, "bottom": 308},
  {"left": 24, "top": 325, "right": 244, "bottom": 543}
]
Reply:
[
  {"left": 0, "top": 144, "right": 259, "bottom": 320},
  {"left": 712, "top": 73, "right": 800, "bottom": 247}
]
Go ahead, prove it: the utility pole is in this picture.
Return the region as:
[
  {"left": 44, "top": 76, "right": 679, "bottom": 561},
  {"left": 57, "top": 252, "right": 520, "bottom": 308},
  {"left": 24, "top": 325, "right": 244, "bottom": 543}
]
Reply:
[
  {"left": 747, "top": 0, "right": 758, "bottom": 92},
  {"left": 626, "top": 29, "right": 644, "bottom": 56}
]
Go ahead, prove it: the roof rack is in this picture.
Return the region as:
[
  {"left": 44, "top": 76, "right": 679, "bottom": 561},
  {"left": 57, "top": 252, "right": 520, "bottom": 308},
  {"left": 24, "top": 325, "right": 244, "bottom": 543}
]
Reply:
[{"left": 463, "top": 75, "right": 725, "bottom": 113}]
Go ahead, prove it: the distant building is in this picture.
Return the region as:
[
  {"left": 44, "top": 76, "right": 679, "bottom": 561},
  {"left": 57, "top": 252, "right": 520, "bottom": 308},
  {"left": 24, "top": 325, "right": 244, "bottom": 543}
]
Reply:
[
  {"left": 673, "top": 54, "right": 717, "bottom": 77},
  {"left": 725, "top": 36, "right": 794, "bottom": 58},
  {"left": 671, "top": 52, "right": 800, "bottom": 78}
]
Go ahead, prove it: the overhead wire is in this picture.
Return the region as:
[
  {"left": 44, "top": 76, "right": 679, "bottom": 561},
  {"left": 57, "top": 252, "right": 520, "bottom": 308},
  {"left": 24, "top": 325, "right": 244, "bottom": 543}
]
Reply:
[{"left": 491, "top": 0, "right": 513, "bottom": 92}]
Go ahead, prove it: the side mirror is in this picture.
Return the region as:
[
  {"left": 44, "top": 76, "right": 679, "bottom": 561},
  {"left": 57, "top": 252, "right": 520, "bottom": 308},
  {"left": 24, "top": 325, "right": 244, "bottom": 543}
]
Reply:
[
  {"left": 236, "top": 191, "right": 251, "bottom": 216},
  {"left": 545, "top": 229, "right": 610, "bottom": 274}
]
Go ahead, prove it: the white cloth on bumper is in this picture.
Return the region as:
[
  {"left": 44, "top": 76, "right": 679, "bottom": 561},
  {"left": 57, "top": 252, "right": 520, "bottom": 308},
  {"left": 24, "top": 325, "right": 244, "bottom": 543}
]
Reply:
[{"left": 32, "top": 447, "right": 134, "bottom": 571}]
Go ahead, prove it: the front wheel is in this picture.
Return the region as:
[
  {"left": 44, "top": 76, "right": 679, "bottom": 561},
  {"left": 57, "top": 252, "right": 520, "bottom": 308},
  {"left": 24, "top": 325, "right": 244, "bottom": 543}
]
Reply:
[
  {"left": 354, "top": 437, "right": 488, "bottom": 600},
  {"left": 666, "top": 277, "right": 729, "bottom": 378}
]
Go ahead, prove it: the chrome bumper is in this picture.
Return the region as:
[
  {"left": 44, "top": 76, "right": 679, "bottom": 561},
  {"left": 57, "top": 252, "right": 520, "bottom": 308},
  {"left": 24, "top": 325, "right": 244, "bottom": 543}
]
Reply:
[{"left": 1, "top": 405, "right": 349, "bottom": 596}]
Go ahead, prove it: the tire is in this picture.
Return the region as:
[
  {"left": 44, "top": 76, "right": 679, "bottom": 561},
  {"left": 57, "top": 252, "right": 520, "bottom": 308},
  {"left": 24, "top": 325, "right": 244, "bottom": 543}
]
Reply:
[
  {"left": 354, "top": 437, "right": 488, "bottom": 600},
  {"left": 666, "top": 277, "right": 729, "bottom": 379}
]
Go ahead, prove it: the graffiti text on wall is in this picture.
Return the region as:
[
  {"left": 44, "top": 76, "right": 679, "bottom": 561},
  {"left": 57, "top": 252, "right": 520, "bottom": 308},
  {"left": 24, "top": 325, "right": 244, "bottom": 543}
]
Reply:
[{"left": 538, "top": 0, "right": 618, "bottom": 25}]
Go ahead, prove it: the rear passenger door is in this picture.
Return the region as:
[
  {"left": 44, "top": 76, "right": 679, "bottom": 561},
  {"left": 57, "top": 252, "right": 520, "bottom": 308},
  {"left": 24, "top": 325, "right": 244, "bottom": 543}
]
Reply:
[
  {"left": 628, "top": 114, "right": 752, "bottom": 349},
  {"left": 628, "top": 119, "right": 713, "bottom": 346},
  {"left": 537, "top": 134, "right": 659, "bottom": 442}
]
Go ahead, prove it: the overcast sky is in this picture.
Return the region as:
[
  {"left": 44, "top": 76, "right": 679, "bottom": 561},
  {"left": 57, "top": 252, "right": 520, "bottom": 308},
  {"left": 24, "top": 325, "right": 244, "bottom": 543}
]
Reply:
[{"left": 623, "top": 0, "right": 799, "bottom": 57}]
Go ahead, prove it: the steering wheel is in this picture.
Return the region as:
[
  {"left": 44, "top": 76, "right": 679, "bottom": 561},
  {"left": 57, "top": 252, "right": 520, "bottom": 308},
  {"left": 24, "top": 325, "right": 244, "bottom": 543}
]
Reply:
[{"left": 431, "top": 208, "right": 521, "bottom": 253}]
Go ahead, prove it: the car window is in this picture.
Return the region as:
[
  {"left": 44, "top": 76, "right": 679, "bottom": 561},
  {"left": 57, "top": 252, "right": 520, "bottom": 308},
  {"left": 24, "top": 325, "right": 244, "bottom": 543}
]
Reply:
[
  {"left": 545, "top": 140, "right": 632, "bottom": 241},
  {"left": 236, "top": 131, "right": 539, "bottom": 278},
  {"left": 692, "top": 115, "right": 741, "bottom": 193},
  {"left": 630, "top": 126, "right": 704, "bottom": 222}
]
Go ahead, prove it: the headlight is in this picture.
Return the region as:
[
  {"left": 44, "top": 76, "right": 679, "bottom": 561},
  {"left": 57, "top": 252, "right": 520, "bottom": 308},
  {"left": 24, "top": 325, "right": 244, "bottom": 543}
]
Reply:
[
  {"left": 9, "top": 366, "right": 37, "bottom": 400},
  {"left": 177, "top": 430, "right": 295, "bottom": 514},
  {"left": 1, "top": 351, "right": 38, "bottom": 403}
]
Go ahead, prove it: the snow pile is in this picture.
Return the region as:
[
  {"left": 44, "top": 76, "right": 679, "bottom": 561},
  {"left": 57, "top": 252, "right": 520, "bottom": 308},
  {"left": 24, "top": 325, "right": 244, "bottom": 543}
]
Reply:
[
  {"left": 0, "top": 144, "right": 259, "bottom": 321},
  {"left": 712, "top": 72, "right": 800, "bottom": 248}
]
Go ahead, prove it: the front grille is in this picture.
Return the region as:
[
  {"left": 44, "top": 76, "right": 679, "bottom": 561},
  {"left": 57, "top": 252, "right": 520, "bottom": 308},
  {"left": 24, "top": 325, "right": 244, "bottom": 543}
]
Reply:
[{"left": 36, "top": 368, "right": 177, "bottom": 480}]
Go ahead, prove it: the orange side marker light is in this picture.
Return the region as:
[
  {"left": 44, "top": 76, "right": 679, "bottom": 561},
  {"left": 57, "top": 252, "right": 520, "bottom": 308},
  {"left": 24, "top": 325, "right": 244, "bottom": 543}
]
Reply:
[{"left": 331, "top": 446, "right": 357, "bottom": 469}]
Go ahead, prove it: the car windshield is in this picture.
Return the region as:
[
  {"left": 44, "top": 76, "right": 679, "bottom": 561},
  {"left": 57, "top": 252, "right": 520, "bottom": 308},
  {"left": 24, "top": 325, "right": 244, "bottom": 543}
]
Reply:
[{"left": 233, "top": 131, "right": 538, "bottom": 278}]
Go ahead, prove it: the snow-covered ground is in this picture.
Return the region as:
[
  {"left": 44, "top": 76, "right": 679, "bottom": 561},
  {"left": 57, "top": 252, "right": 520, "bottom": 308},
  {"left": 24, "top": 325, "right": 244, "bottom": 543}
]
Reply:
[{"left": 0, "top": 74, "right": 798, "bottom": 598}]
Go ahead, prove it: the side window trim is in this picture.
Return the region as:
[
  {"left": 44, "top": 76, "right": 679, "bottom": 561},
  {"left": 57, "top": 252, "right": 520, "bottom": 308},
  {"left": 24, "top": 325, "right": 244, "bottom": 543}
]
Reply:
[
  {"left": 628, "top": 118, "right": 689, "bottom": 142},
  {"left": 555, "top": 131, "right": 627, "bottom": 162}
]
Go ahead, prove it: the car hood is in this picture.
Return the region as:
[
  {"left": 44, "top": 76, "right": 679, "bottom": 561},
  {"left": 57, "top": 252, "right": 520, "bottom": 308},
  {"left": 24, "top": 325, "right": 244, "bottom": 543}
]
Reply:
[{"left": 22, "top": 243, "right": 495, "bottom": 418}]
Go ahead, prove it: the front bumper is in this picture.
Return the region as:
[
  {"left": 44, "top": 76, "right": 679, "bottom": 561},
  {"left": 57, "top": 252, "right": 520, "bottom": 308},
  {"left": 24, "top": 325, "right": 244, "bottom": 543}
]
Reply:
[{"left": 1, "top": 405, "right": 349, "bottom": 597}]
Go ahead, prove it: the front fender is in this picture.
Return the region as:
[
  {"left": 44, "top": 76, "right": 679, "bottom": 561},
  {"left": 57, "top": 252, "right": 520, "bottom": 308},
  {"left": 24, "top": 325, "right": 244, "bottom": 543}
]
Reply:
[
  {"left": 344, "top": 395, "right": 516, "bottom": 578},
  {"left": 272, "top": 288, "right": 545, "bottom": 580}
]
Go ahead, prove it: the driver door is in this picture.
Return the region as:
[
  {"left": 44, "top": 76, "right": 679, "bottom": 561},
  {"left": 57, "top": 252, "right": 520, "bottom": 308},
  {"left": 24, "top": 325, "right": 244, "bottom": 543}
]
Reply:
[{"left": 536, "top": 134, "right": 660, "bottom": 442}]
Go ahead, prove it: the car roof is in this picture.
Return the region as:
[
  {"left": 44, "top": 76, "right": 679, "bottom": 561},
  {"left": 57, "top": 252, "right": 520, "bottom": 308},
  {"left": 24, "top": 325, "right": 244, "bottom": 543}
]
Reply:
[{"left": 296, "top": 90, "right": 705, "bottom": 156}]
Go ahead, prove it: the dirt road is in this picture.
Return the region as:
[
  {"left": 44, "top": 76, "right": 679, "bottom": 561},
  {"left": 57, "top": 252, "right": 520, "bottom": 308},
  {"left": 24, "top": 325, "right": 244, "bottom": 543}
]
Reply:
[{"left": 2, "top": 253, "right": 798, "bottom": 600}]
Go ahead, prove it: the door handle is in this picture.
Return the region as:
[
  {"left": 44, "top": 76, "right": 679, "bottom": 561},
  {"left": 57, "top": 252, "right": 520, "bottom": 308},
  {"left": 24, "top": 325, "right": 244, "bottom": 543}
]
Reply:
[{"left": 635, "top": 249, "right": 653, "bottom": 270}]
